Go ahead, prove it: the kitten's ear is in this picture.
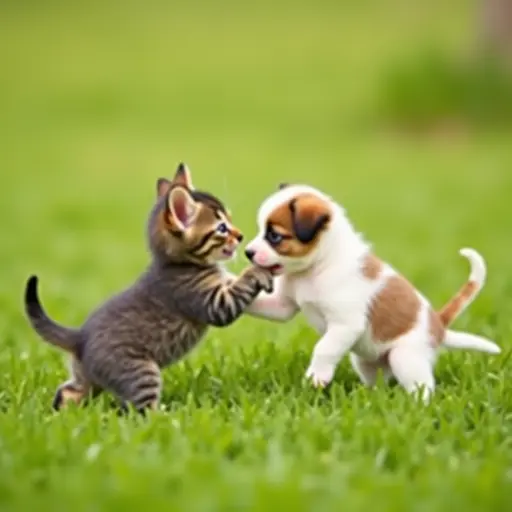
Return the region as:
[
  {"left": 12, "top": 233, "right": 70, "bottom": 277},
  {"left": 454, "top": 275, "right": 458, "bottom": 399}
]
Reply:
[
  {"left": 167, "top": 186, "right": 198, "bottom": 230},
  {"left": 172, "top": 162, "right": 194, "bottom": 189},
  {"left": 289, "top": 196, "right": 331, "bottom": 244},
  {"left": 156, "top": 178, "right": 172, "bottom": 198}
]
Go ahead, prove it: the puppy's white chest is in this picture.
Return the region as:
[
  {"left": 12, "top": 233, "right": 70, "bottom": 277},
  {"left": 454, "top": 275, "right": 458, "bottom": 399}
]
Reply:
[
  {"left": 292, "top": 278, "right": 317, "bottom": 307},
  {"left": 291, "top": 279, "right": 327, "bottom": 333},
  {"left": 301, "top": 303, "right": 327, "bottom": 333}
]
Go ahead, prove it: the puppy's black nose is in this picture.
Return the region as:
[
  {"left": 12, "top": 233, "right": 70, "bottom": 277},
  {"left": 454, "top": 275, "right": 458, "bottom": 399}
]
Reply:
[{"left": 245, "top": 248, "right": 255, "bottom": 261}]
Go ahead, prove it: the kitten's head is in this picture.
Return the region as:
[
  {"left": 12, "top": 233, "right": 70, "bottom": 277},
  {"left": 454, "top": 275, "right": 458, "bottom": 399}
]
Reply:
[{"left": 148, "top": 163, "right": 243, "bottom": 265}]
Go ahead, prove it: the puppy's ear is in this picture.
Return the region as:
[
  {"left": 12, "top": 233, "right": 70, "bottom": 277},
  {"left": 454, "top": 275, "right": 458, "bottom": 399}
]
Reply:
[
  {"left": 172, "top": 162, "right": 194, "bottom": 189},
  {"left": 156, "top": 178, "right": 172, "bottom": 198},
  {"left": 278, "top": 182, "right": 290, "bottom": 190},
  {"left": 167, "top": 186, "right": 198, "bottom": 231},
  {"left": 289, "top": 196, "right": 331, "bottom": 244}
]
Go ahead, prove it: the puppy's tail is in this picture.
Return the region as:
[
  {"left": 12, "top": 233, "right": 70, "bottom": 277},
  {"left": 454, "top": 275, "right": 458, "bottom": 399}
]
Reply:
[
  {"left": 443, "top": 330, "right": 500, "bottom": 354},
  {"left": 438, "top": 248, "right": 486, "bottom": 327},
  {"left": 24, "top": 275, "right": 81, "bottom": 353},
  {"left": 437, "top": 248, "right": 500, "bottom": 354}
]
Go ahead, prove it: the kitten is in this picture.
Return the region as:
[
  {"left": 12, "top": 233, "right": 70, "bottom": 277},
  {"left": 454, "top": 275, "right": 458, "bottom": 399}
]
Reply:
[{"left": 24, "top": 163, "right": 274, "bottom": 413}]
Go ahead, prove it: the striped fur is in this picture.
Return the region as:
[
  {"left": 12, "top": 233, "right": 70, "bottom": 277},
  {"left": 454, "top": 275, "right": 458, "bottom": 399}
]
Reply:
[{"left": 24, "top": 163, "right": 273, "bottom": 413}]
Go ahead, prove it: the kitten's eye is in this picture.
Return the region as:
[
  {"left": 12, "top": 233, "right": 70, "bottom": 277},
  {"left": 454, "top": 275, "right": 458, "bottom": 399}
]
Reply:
[
  {"left": 217, "top": 222, "right": 228, "bottom": 234},
  {"left": 266, "top": 228, "right": 283, "bottom": 245}
]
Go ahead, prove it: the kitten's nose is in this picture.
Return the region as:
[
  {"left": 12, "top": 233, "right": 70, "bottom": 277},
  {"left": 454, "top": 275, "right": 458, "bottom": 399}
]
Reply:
[
  {"left": 245, "top": 248, "right": 255, "bottom": 261},
  {"left": 236, "top": 233, "right": 243, "bottom": 242}
]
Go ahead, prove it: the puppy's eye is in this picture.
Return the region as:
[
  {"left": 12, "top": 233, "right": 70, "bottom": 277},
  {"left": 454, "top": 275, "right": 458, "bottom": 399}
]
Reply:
[
  {"left": 217, "top": 222, "right": 228, "bottom": 234},
  {"left": 266, "top": 228, "right": 283, "bottom": 245}
]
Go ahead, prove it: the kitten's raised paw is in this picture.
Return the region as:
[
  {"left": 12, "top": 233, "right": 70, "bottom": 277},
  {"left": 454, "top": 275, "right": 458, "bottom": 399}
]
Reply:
[{"left": 251, "top": 266, "right": 274, "bottom": 293}]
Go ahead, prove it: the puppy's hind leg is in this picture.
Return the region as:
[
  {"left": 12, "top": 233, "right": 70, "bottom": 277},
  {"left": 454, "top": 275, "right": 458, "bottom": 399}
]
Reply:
[{"left": 387, "top": 344, "right": 436, "bottom": 404}]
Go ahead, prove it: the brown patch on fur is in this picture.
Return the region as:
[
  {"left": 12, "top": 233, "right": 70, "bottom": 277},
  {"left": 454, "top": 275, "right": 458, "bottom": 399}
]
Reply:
[
  {"left": 362, "top": 253, "right": 382, "bottom": 280},
  {"left": 369, "top": 275, "right": 421, "bottom": 342},
  {"left": 60, "top": 387, "right": 86, "bottom": 406},
  {"left": 428, "top": 309, "right": 445, "bottom": 346},
  {"left": 266, "top": 193, "right": 331, "bottom": 258},
  {"left": 438, "top": 281, "right": 478, "bottom": 326},
  {"left": 228, "top": 226, "right": 243, "bottom": 243},
  {"left": 149, "top": 204, "right": 179, "bottom": 258},
  {"left": 270, "top": 224, "right": 291, "bottom": 237}
]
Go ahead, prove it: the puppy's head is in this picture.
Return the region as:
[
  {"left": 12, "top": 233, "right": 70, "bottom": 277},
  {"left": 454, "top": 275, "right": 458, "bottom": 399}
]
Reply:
[{"left": 245, "top": 184, "right": 332, "bottom": 274}]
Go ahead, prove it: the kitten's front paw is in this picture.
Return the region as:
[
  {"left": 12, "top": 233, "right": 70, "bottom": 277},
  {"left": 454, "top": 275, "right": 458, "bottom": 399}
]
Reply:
[
  {"left": 251, "top": 266, "right": 274, "bottom": 293},
  {"left": 305, "top": 362, "right": 335, "bottom": 388}
]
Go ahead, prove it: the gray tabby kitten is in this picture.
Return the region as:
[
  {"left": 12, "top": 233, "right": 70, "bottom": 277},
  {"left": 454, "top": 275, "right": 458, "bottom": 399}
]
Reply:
[{"left": 24, "top": 163, "right": 274, "bottom": 413}]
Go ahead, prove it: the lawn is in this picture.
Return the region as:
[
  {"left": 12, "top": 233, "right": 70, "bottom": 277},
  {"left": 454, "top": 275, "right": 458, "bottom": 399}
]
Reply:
[{"left": 0, "top": 1, "right": 511, "bottom": 510}]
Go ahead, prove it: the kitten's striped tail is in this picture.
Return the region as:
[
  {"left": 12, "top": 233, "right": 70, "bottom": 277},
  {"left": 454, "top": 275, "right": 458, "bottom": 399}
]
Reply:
[{"left": 24, "top": 275, "right": 81, "bottom": 353}]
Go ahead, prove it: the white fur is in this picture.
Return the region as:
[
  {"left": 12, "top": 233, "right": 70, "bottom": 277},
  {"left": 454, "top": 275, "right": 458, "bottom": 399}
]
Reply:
[
  {"left": 460, "top": 247, "right": 486, "bottom": 287},
  {"left": 443, "top": 330, "right": 501, "bottom": 353},
  {"left": 244, "top": 185, "right": 500, "bottom": 403}
]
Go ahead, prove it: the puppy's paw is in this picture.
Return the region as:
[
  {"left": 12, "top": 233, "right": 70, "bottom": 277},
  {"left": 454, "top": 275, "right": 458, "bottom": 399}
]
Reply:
[{"left": 305, "top": 362, "right": 335, "bottom": 388}]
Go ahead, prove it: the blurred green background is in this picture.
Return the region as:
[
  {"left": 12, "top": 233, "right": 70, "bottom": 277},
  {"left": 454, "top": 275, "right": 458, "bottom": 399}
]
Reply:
[
  {"left": 2, "top": 0, "right": 511, "bottom": 297},
  {"left": 0, "top": 1, "right": 511, "bottom": 510}
]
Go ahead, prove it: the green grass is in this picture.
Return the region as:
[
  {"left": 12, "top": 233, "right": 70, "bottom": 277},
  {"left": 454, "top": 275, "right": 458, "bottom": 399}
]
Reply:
[{"left": 1, "top": 1, "right": 511, "bottom": 510}]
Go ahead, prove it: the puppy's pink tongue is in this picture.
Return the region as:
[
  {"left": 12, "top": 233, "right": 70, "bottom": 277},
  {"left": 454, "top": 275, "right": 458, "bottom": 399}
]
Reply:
[{"left": 269, "top": 264, "right": 283, "bottom": 274}]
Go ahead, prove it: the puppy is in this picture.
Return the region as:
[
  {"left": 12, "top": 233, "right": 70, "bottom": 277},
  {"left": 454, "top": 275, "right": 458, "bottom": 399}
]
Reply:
[{"left": 244, "top": 183, "right": 500, "bottom": 402}]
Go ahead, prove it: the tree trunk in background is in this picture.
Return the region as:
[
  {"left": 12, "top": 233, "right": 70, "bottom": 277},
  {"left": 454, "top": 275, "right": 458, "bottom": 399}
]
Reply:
[{"left": 480, "top": 0, "right": 512, "bottom": 59}]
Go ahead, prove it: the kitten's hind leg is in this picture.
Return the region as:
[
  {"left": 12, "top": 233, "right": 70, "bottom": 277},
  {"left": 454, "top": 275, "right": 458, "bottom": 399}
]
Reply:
[
  {"left": 53, "top": 357, "right": 101, "bottom": 410},
  {"left": 112, "top": 360, "right": 162, "bottom": 414}
]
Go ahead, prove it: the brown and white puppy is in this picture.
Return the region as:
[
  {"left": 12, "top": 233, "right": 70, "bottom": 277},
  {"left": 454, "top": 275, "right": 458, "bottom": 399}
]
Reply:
[{"left": 244, "top": 183, "right": 500, "bottom": 402}]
